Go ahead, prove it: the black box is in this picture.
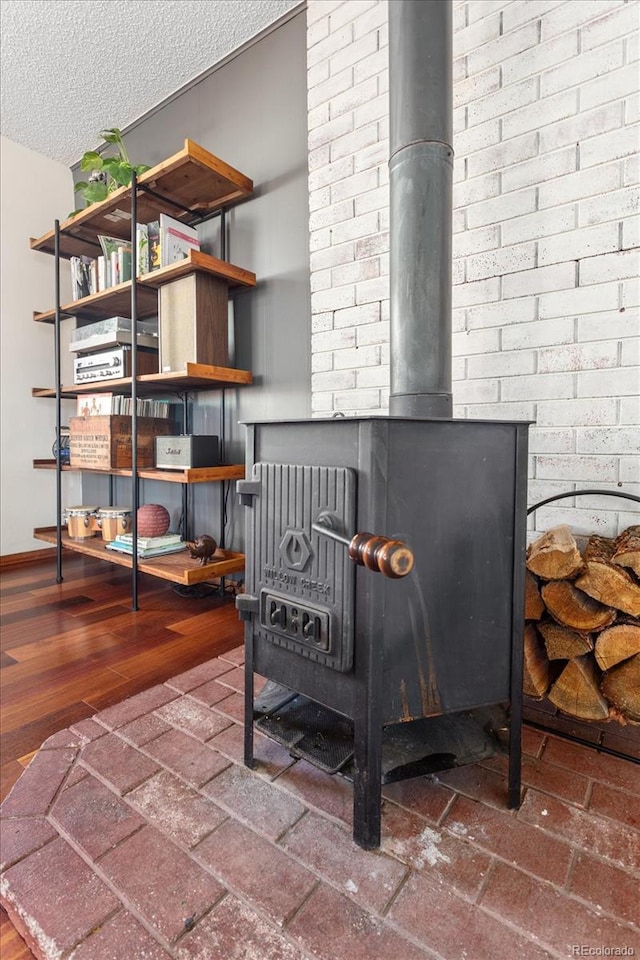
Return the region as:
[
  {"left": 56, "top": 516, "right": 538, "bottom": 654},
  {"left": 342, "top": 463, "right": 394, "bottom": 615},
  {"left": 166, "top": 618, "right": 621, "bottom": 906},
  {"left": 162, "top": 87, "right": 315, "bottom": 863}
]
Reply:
[{"left": 154, "top": 435, "right": 220, "bottom": 470}]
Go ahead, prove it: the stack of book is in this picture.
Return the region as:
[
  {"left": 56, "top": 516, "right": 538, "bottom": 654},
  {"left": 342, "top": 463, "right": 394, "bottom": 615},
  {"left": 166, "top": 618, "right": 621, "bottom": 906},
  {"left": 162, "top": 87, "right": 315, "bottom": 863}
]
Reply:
[{"left": 106, "top": 533, "right": 185, "bottom": 559}]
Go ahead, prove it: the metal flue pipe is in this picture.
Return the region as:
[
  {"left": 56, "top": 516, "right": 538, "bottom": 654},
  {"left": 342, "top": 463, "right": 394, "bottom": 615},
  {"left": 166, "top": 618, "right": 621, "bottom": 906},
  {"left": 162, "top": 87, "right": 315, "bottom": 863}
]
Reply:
[{"left": 388, "top": 0, "right": 454, "bottom": 418}]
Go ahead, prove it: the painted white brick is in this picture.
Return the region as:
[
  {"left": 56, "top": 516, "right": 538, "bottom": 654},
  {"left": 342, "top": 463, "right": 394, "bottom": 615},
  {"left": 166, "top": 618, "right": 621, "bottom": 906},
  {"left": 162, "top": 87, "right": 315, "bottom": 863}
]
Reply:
[
  {"left": 502, "top": 262, "right": 576, "bottom": 300},
  {"left": 331, "top": 257, "right": 379, "bottom": 287},
  {"left": 467, "top": 1, "right": 510, "bottom": 26},
  {"left": 503, "top": 89, "right": 579, "bottom": 140},
  {"left": 309, "top": 155, "right": 354, "bottom": 191},
  {"left": 578, "top": 310, "right": 639, "bottom": 343},
  {"left": 502, "top": 0, "right": 565, "bottom": 31},
  {"left": 453, "top": 224, "right": 500, "bottom": 259},
  {"left": 330, "top": 121, "right": 380, "bottom": 162},
  {"left": 536, "top": 397, "right": 618, "bottom": 427},
  {"left": 538, "top": 341, "right": 619, "bottom": 374},
  {"left": 453, "top": 207, "right": 467, "bottom": 234},
  {"left": 308, "top": 66, "right": 354, "bottom": 111},
  {"left": 309, "top": 226, "right": 332, "bottom": 252},
  {"left": 329, "top": 28, "right": 379, "bottom": 76},
  {"left": 533, "top": 506, "right": 622, "bottom": 537},
  {"left": 501, "top": 147, "right": 576, "bottom": 195},
  {"left": 467, "top": 132, "right": 538, "bottom": 179},
  {"left": 529, "top": 428, "right": 576, "bottom": 454},
  {"left": 352, "top": 1, "right": 387, "bottom": 39},
  {"left": 309, "top": 185, "right": 331, "bottom": 213},
  {"left": 582, "top": 62, "right": 639, "bottom": 113},
  {"left": 579, "top": 186, "right": 640, "bottom": 227},
  {"left": 538, "top": 163, "right": 620, "bottom": 209},
  {"left": 582, "top": 2, "right": 640, "bottom": 52},
  {"left": 311, "top": 351, "right": 333, "bottom": 373},
  {"left": 453, "top": 378, "right": 500, "bottom": 404},
  {"left": 539, "top": 282, "right": 619, "bottom": 319},
  {"left": 307, "top": 22, "right": 353, "bottom": 70},
  {"left": 328, "top": 76, "right": 379, "bottom": 121},
  {"left": 620, "top": 457, "right": 640, "bottom": 483},
  {"left": 307, "top": 0, "right": 342, "bottom": 23},
  {"left": 453, "top": 54, "right": 467, "bottom": 85},
  {"left": 541, "top": 39, "right": 624, "bottom": 98},
  {"left": 329, "top": 210, "right": 379, "bottom": 245},
  {"left": 580, "top": 250, "right": 640, "bottom": 286},
  {"left": 623, "top": 155, "right": 640, "bottom": 186},
  {"left": 452, "top": 356, "right": 466, "bottom": 381},
  {"left": 538, "top": 222, "right": 619, "bottom": 267},
  {"left": 353, "top": 137, "right": 389, "bottom": 173},
  {"left": 452, "top": 276, "right": 501, "bottom": 307},
  {"left": 311, "top": 311, "right": 334, "bottom": 334},
  {"left": 467, "top": 348, "right": 537, "bottom": 379},
  {"left": 309, "top": 101, "right": 331, "bottom": 132},
  {"left": 502, "top": 205, "right": 576, "bottom": 246},
  {"left": 333, "top": 344, "right": 380, "bottom": 370},
  {"left": 453, "top": 307, "right": 467, "bottom": 333},
  {"left": 541, "top": 0, "right": 624, "bottom": 39},
  {"left": 620, "top": 396, "right": 640, "bottom": 424},
  {"left": 355, "top": 232, "right": 388, "bottom": 258},
  {"left": 328, "top": 0, "right": 378, "bottom": 31},
  {"left": 627, "top": 92, "right": 640, "bottom": 126},
  {"left": 622, "top": 277, "right": 640, "bottom": 309},
  {"left": 502, "top": 372, "right": 575, "bottom": 401},
  {"left": 333, "top": 388, "right": 382, "bottom": 412},
  {"left": 468, "top": 77, "right": 539, "bottom": 128},
  {"left": 536, "top": 454, "right": 618, "bottom": 483},
  {"left": 312, "top": 369, "right": 356, "bottom": 393},
  {"left": 312, "top": 391, "right": 335, "bottom": 414},
  {"left": 356, "top": 363, "right": 389, "bottom": 388},
  {"left": 310, "top": 241, "right": 355, "bottom": 272},
  {"left": 464, "top": 400, "right": 536, "bottom": 421},
  {"left": 353, "top": 46, "right": 388, "bottom": 85},
  {"left": 466, "top": 241, "right": 537, "bottom": 282},
  {"left": 452, "top": 259, "right": 466, "bottom": 285},
  {"left": 311, "top": 284, "right": 355, "bottom": 313},
  {"left": 310, "top": 266, "right": 332, "bottom": 293},
  {"left": 309, "top": 197, "right": 354, "bottom": 232},
  {"left": 333, "top": 301, "right": 381, "bottom": 328},
  {"left": 577, "top": 427, "right": 640, "bottom": 455},
  {"left": 454, "top": 118, "right": 501, "bottom": 157},
  {"left": 502, "top": 30, "right": 578, "bottom": 86},
  {"left": 466, "top": 187, "right": 537, "bottom": 229},
  {"left": 454, "top": 11, "right": 501, "bottom": 57},
  {"left": 466, "top": 295, "right": 537, "bottom": 330},
  {"left": 452, "top": 327, "right": 501, "bottom": 356},
  {"left": 331, "top": 168, "right": 378, "bottom": 204},
  {"left": 622, "top": 337, "right": 640, "bottom": 367},
  {"left": 354, "top": 183, "right": 389, "bottom": 216},
  {"left": 453, "top": 67, "right": 501, "bottom": 109},
  {"left": 356, "top": 320, "right": 389, "bottom": 346},
  {"left": 453, "top": 104, "right": 467, "bottom": 135},
  {"left": 539, "top": 101, "right": 623, "bottom": 153},
  {"left": 577, "top": 366, "right": 640, "bottom": 397},
  {"left": 308, "top": 58, "right": 331, "bottom": 90},
  {"left": 468, "top": 20, "right": 540, "bottom": 76},
  {"left": 502, "top": 316, "right": 574, "bottom": 350},
  {"left": 580, "top": 122, "right": 640, "bottom": 168},
  {"left": 453, "top": 171, "right": 500, "bottom": 207},
  {"left": 309, "top": 143, "right": 331, "bottom": 172},
  {"left": 355, "top": 274, "right": 389, "bottom": 304},
  {"left": 309, "top": 112, "right": 354, "bottom": 152}
]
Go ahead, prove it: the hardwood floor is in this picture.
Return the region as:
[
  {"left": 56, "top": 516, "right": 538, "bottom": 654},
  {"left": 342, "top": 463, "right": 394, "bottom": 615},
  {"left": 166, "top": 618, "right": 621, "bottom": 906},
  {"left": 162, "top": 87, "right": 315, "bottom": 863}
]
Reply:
[{"left": 0, "top": 551, "right": 245, "bottom": 959}]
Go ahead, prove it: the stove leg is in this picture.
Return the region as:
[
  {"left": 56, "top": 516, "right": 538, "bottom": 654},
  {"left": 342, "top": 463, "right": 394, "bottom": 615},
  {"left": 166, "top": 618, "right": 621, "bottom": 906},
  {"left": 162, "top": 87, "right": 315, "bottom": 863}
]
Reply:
[
  {"left": 244, "top": 633, "right": 255, "bottom": 770},
  {"left": 352, "top": 709, "right": 383, "bottom": 849}
]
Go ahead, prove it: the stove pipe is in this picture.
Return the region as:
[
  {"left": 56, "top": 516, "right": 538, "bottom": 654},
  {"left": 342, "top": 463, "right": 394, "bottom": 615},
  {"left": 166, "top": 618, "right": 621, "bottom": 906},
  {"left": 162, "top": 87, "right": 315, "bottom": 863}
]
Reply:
[{"left": 388, "top": 0, "right": 453, "bottom": 419}]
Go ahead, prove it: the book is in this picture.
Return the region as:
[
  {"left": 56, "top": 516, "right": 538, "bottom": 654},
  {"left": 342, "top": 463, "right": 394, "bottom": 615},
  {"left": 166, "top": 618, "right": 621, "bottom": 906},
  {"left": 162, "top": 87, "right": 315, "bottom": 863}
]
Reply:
[
  {"left": 106, "top": 540, "right": 186, "bottom": 559},
  {"left": 70, "top": 256, "right": 93, "bottom": 300},
  {"left": 158, "top": 213, "right": 200, "bottom": 267},
  {"left": 136, "top": 223, "right": 149, "bottom": 276},
  {"left": 114, "top": 533, "right": 183, "bottom": 549},
  {"left": 147, "top": 220, "right": 160, "bottom": 271}
]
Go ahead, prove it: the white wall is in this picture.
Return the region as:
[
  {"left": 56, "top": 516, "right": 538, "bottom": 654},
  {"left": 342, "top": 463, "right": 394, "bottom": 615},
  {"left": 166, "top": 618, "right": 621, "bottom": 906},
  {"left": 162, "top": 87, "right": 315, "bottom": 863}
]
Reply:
[
  {"left": 306, "top": 0, "right": 640, "bottom": 537},
  {"left": 0, "top": 136, "right": 81, "bottom": 555}
]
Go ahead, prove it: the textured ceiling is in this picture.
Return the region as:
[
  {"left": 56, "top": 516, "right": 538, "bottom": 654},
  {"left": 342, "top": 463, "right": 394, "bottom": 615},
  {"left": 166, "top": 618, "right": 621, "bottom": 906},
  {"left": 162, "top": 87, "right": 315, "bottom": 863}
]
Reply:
[{"left": 0, "top": 0, "right": 301, "bottom": 167}]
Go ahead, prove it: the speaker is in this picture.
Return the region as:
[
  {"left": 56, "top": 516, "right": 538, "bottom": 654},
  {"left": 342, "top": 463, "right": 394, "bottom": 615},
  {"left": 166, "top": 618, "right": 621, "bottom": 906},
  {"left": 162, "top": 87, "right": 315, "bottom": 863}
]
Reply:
[{"left": 159, "top": 273, "right": 229, "bottom": 372}]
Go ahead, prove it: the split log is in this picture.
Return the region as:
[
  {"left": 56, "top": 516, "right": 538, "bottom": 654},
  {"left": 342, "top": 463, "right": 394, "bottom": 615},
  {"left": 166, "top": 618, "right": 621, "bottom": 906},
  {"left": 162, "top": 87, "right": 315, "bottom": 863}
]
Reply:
[
  {"left": 538, "top": 620, "right": 593, "bottom": 660},
  {"left": 612, "top": 525, "right": 640, "bottom": 578},
  {"left": 523, "top": 624, "right": 553, "bottom": 699},
  {"left": 548, "top": 655, "right": 610, "bottom": 721},
  {"left": 541, "top": 580, "right": 617, "bottom": 632},
  {"left": 575, "top": 561, "right": 640, "bottom": 618},
  {"left": 595, "top": 622, "right": 640, "bottom": 671},
  {"left": 525, "top": 570, "right": 545, "bottom": 620},
  {"left": 601, "top": 654, "right": 640, "bottom": 723},
  {"left": 526, "top": 525, "right": 584, "bottom": 581},
  {"left": 584, "top": 534, "right": 615, "bottom": 563}
]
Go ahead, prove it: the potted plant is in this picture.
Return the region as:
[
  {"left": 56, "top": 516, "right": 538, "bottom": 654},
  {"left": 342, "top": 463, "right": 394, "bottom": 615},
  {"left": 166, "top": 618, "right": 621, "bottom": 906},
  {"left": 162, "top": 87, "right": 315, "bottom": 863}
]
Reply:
[{"left": 71, "top": 128, "right": 150, "bottom": 214}]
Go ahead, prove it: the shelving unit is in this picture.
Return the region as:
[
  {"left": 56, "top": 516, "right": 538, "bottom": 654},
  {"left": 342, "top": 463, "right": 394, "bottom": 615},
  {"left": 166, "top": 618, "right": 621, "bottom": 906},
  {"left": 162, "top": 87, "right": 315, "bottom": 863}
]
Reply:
[{"left": 32, "top": 139, "right": 255, "bottom": 602}]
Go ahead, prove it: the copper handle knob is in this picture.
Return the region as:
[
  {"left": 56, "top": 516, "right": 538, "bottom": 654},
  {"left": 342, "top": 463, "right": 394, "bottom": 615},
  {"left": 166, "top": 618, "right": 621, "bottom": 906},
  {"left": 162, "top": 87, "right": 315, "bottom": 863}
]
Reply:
[{"left": 347, "top": 532, "right": 414, "bottom": 579}]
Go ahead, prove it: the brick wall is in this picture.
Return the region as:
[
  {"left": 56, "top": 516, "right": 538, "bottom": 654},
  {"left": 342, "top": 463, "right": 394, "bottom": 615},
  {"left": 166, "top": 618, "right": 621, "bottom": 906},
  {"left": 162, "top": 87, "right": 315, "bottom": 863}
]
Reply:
[{"left": 306, "top": 0, "right": 639, "bottom": 536}]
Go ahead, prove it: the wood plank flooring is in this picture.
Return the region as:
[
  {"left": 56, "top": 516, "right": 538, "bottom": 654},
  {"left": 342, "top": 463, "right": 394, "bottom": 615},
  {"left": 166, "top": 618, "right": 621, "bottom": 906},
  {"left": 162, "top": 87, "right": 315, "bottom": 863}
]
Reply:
[{"left": 0, "top": 552, "right": 245, "bottom": 960}]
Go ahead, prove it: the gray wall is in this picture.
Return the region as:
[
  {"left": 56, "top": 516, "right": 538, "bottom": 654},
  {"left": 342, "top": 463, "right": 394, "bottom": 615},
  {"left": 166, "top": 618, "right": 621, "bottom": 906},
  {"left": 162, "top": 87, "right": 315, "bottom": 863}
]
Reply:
[{"left": 83, "top": 11, "right": 311, "bottom": 553}]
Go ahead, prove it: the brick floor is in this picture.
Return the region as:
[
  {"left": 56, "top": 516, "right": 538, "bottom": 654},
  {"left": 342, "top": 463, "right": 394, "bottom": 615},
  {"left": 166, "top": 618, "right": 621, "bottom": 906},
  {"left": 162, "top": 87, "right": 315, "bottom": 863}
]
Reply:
[{"left": 1, "top": 645, "right": 639, "bottom": 960}]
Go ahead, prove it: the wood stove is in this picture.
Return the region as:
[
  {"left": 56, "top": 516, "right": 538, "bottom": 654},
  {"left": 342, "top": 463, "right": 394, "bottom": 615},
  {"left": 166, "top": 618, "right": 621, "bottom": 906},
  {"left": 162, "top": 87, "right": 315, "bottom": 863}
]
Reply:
[{"left": 237, "top": 0, "right": 530, "bottom": 848}]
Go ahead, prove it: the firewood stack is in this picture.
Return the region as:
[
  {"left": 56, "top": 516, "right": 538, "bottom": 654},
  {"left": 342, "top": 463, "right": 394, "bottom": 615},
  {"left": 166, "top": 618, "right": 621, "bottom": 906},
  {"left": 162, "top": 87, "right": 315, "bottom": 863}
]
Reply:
[{"left": 524, "top": 524, "right": 640, "bottom": 724}]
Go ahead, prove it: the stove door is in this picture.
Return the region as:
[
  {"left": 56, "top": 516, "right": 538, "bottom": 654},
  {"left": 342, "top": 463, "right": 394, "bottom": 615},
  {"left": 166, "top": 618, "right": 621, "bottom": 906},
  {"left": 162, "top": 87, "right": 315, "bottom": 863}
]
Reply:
[{"left": 241, "top": 462, "right": 356, "bottom": 672}]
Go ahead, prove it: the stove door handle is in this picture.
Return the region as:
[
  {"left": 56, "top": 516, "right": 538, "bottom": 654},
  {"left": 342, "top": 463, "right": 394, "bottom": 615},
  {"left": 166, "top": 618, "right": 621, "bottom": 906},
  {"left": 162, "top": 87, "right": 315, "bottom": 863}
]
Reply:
[{"left": 347, "top": 531, "right": 414, "bottom": 579}]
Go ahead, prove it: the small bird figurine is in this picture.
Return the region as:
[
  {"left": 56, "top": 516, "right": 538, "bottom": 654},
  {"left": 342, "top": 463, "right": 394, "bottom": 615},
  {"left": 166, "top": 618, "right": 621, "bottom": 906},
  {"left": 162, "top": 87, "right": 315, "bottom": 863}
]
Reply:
[{"left": 187, "top": 534, "right": 217, "bottom": 565}]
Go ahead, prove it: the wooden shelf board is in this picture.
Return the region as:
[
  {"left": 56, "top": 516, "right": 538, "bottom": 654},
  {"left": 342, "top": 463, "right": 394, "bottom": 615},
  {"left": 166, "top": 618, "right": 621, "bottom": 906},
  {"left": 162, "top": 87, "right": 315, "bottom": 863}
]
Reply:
[
  {"left": 139, "top": 250, "right": 256, "bottom": 290},
  {"left": 33, "top": 527, "right": 245, "bottom": 586},
  {"left": 34, "top": 283, "right": 158, "bottom": 324},
  {"left": 33, "top": 460, "right": 245, "bottom": 484},
  {"left": 30, "top": 139, "right": 253, "bottom": 260},
  {"left": 32, "top": 363, "right": 253, "bottom": 398}
]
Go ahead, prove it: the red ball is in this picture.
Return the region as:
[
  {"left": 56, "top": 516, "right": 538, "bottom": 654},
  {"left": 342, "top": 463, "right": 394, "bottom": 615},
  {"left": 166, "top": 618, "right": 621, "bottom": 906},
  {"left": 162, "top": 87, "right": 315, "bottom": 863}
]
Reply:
[{"left": 137, "top": 504, "right": 170, "bottom": 538}]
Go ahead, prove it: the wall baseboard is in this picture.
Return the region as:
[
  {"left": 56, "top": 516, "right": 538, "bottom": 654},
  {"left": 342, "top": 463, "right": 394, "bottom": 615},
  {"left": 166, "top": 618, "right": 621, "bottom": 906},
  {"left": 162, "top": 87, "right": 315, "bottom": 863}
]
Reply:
[{"left": 0, "top": 547, "right": 57, "bottom": 570}]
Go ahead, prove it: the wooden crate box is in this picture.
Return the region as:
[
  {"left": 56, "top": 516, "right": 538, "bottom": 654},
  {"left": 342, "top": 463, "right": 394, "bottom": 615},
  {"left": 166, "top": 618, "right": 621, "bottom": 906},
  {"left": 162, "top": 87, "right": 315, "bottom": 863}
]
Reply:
[{"left": 69, "top": 416, "right": 173, "bottom": 469}]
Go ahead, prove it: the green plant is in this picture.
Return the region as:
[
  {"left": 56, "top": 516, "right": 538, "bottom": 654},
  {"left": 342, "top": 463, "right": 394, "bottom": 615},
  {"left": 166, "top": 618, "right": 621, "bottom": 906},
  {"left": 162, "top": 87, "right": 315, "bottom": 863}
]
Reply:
[{"left": 71, "top": 128, "right": 150, "bottom": 215}]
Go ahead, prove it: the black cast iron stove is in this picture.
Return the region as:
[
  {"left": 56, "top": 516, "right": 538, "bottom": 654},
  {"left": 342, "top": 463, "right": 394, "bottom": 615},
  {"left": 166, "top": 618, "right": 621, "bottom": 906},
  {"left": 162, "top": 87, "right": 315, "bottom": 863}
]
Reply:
[{"left": 237, "top": 0, "right": 530, "bottom": 849}]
